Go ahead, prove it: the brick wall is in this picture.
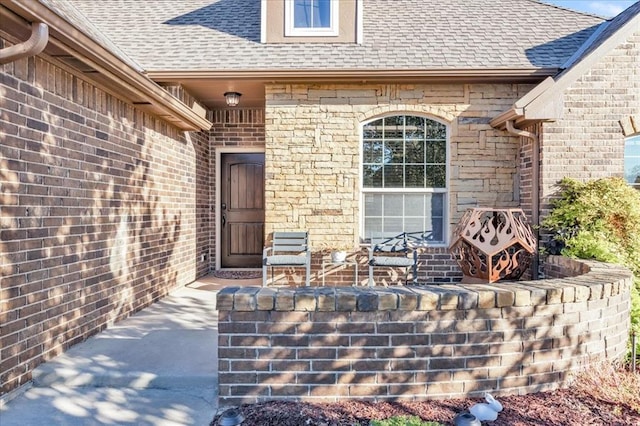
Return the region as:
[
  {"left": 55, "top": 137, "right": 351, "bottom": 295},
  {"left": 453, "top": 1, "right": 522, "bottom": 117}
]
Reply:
[
  {"left": 264, "top": 83, "right": 534, "bottom": 283},
  {"left": 217, "top": 256, "right": 632, "bottom": 405},
  {"left": 543, "top": 255, "right": 591, "bottom": 278},
  {"left": 210, "top": 109, "right": 265, "bottom": 148},
  {"left": 209, "top": 108, "right": 266, "bottom": 269},
  {"left": 540, "top": 29, "right": 640, "bottom": 214},
  {"left": 263, "top": 246, "right": 463, "bottom": 287},
  {"left": 0, "top": 38, "right": 211, "bottom": 394}
]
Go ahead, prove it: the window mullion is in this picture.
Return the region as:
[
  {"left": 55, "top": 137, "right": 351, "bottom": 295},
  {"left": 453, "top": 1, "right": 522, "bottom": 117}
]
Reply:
[{"left": 362, "top": 114, "right": 448, "bottom": 244}]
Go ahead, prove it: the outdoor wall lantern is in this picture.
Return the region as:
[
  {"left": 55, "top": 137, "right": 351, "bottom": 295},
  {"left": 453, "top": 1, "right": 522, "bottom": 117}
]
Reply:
[
  {"left": 224, "top": 91, "right": 241, "bottom": 107},
  {"left": 449, "top": 207, "right": 537, "bottom": 283}
]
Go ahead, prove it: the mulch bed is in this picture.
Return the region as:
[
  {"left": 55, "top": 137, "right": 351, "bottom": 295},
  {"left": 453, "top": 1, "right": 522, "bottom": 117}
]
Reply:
[{"left": 212, "top": 387, "right": 640, "bottom": 425}]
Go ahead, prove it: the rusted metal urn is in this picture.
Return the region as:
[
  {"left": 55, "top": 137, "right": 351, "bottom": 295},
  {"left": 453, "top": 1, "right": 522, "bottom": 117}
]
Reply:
[{"left": 449, "top": 208, "right": 536, "bottom": 283}]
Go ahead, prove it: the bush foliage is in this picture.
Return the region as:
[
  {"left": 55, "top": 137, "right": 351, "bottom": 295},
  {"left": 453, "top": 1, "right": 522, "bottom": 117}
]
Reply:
[{"left": 542, "top": 177, "right": 640, "bottom": 349}]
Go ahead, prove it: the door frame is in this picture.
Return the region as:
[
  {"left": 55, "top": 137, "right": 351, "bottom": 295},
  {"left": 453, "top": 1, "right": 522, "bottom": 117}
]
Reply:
[{"left": 215, "top": 147, "right": 266, "bottom": 270}]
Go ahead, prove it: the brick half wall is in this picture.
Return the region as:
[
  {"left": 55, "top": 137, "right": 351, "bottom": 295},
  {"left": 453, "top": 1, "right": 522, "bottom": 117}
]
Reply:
[{"left": 217, "top": 256, "right": 632, "bottom": 405}]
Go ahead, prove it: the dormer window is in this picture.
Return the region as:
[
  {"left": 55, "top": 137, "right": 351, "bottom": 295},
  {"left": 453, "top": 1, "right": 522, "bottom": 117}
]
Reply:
[{"left": 285, "top": 0, "right": 339, "bottom": 37}]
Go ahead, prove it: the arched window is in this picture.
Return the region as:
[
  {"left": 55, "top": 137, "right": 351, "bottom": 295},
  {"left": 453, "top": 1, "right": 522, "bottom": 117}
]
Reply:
[
  {"left": 361, "top": 114, "right": 448, "bottom": 243},
  {"left": 625, "top": 134, "right": 640, "bottom": 191}
]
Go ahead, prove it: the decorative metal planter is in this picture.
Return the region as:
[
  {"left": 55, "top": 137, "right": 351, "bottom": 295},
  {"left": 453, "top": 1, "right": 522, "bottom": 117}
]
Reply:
[{"left": 449, "top": 208, "right": 536, "bottom": 283}]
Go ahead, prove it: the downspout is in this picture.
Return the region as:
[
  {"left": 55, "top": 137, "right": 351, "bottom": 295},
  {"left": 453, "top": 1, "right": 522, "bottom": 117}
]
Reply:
[
  {"left": 505, "top": 120, "right": 540, "bottom": 279},
  {"left": 0, "top": 22, "right": 49, "bottom": 65}
]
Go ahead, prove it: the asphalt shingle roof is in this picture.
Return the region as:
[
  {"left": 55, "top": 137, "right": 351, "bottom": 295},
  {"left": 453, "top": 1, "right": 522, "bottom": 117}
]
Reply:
[
  {"left": 63, "top": 0, "right": 605, "bottom": 72},
  {"left": 41, "top": 0, "right": 144, "bottom": 72}
]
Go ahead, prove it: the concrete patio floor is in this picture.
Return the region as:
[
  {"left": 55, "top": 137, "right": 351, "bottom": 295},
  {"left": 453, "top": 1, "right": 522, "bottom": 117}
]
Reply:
[{"left": 0, "top": 274, "right": 260, "bottom": 426}]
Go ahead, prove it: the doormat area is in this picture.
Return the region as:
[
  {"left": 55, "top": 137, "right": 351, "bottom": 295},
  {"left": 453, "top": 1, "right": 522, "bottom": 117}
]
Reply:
[{"left": 213, "top": 270, "right": 262, "bottom": 280}]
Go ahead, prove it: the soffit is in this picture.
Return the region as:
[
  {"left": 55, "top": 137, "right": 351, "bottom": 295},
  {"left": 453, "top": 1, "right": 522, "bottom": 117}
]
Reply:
[{"left": 163, "top": 68, "right": 558, "bottom": 109}]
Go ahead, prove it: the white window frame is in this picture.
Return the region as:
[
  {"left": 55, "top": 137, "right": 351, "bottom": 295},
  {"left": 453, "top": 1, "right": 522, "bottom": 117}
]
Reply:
[
  {"left": 285, "top": 0, "right": 339, "bottom": 37},
  {"left": 625, "top": 134, "right": 640, "bottom": 191},
  {"left": 360, "top": 114, "right": 450, "bottom": 246}
]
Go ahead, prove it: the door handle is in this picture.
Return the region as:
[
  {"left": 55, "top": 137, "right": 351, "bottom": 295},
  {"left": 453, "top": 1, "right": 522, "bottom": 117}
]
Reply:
[{"left": 222, "top": 214, "right": 226, "bottom": 228}]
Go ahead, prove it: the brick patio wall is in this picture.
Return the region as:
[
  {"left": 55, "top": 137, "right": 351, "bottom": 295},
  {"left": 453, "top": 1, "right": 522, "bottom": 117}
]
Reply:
[
  {"left": 0, "top": 37, "right": 211, "bottom": 394},
  {"left": 539, "top": 28, "right": 640, "bottom": 216},
  {"left": 217, "top": 256, "right": 632, "bottom": 405},
  {"left": 264, "top": 83, "right": 535, "bottom": 284}
]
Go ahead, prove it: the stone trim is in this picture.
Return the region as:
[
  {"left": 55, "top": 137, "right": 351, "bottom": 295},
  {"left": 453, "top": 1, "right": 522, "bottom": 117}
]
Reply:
[{"left": 218, "top": 257, "right": 629, "bottom": 312}]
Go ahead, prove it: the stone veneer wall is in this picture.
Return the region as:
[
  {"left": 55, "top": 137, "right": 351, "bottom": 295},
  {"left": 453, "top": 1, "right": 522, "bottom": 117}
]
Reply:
[
  {"left": 217, "top": 256, "right": 632, "bottom": 405},
  {"left": 540, "top": 28, "right": 640, "bottom": 216},
  {"left": 264, "top": 83, "right": 534, "bottom": 284},
  {"left": 0, "top": 36, "right": 210, "bottom": 394}
]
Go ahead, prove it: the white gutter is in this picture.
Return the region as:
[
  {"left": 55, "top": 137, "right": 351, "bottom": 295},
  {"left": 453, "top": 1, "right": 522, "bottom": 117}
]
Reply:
[
  {"left": 146, "top": 68, "right": 559, "bottom": 81},
  {"left": 0, "top": 21, "right": 48, "bottom": 64},
  {"left": 506, "top": 120, "right": 540, "bottom": 280}
]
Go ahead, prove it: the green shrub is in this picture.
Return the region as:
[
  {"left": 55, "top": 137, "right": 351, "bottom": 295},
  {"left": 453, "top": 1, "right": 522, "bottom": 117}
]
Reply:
[
  {"left": 370, "top": 415, "right": 444, "bottom": 426},
  {"left": 542, "top": 177, "right": 640, "bottom": 358}
]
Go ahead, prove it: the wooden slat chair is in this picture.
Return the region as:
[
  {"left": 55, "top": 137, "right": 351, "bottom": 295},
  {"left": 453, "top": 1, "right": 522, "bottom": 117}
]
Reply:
[
  {"left": 368, "top": 232, "right": 418, "bottom": 286},
  {"left": 262, "top": 231, "right": 311, "bottom": 287}
]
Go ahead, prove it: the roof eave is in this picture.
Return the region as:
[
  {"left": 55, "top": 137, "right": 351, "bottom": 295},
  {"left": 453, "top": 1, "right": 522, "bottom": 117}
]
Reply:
[
  {"left": 146, "top": 68, "right": 559, "bottom": 82},
  {"left": 489, "top": 76, "right": 558, "bottom": 129},
  {"left": 491, "top": 4, "right": 640, "bottom": 131},
  {"left": 1, "top": 1, "right": 211, "bottom": 131}
]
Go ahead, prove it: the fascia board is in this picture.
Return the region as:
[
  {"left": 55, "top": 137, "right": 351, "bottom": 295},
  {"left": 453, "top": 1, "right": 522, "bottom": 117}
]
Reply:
[
  {"left": 514, "top": 77, "right": 556, "bottom": 109},
  {"left": 145, "top": 68, "right": 559, "bottom": 81},
  {"left": 489, "top": 76, "right": 556, "bottom": 128},
  {"left": 489, "top": 108, "right": 523, "bottom": 129}
]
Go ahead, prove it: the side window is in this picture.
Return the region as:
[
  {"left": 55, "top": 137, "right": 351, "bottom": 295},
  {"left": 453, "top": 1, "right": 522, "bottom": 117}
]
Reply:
[
  {"left": 361, "top": 115, "right": 448, "bottom": 244},
  {"left": 625, "top": 135, "right": 640, "bottom": 190},
  {"left": 285, "top": 0, "right": 338, "bottom": 36}
]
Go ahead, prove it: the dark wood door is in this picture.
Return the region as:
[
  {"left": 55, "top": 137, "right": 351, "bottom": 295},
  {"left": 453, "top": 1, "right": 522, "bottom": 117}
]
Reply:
[{"left": 220, "top": 153, "right": 265, "bottom": 268}]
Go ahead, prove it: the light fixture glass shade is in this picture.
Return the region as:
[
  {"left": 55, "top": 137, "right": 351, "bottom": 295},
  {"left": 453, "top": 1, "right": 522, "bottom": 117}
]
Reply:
[{"left": 224, "top": 92, "right": 241, "bottom": 107}]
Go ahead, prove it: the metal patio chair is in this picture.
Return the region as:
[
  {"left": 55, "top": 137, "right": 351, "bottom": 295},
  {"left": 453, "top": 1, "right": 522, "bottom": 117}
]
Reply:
[
  {"left": 368, "top": 232, "right": 418, "bottom": 286},
  {"left": 262, "top": 231, "right": 311, "bottom": 286}
]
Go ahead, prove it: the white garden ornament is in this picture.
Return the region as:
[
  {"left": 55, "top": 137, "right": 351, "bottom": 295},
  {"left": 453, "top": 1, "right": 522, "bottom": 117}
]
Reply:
[{"left": 469, "top": 393, "right": 503, "bottom": 422}]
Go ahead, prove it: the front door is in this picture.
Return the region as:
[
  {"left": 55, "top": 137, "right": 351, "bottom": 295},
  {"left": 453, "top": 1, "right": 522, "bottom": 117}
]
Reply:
[{"left": 220, "top": 153, "right": 265, "bottom": 268}]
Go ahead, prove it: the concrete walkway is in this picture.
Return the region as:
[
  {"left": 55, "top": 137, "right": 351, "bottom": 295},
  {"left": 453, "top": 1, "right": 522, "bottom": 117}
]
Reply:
[{"left": 0, "top": 276, "right": 254, "bottom": 426}]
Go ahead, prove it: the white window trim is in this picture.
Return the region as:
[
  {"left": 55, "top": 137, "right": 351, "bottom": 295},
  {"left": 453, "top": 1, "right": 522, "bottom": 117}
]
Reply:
[
  {"left": 260, "top": 0, "right": 267, "bottom": 43},
  {"left": 356, "top": 0, "right": 363, "bottom": 44},
  {"left": 625, "top": 134, "right": 640, "bottom": 190},
  {"left": 285, "top": 0, "right": 339, "bottom": 37},
  {"left": 359, "top": 114, "right": 451, "bottom": 247}
]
